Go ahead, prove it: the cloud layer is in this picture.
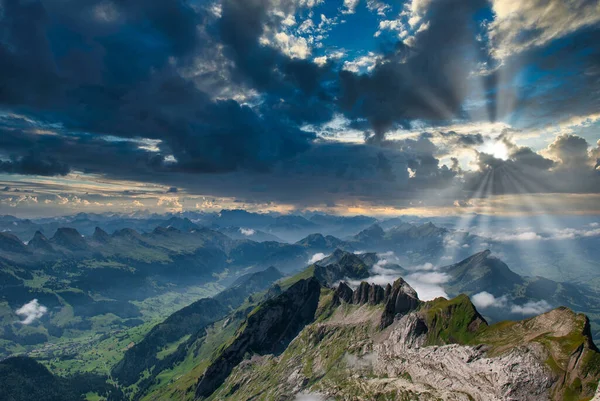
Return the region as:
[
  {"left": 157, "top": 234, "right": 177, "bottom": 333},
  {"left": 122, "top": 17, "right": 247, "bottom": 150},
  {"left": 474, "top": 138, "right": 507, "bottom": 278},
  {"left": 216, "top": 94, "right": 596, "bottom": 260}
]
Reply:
[{"left": 0, "top": 0, "right": 599, "bottom": 215}]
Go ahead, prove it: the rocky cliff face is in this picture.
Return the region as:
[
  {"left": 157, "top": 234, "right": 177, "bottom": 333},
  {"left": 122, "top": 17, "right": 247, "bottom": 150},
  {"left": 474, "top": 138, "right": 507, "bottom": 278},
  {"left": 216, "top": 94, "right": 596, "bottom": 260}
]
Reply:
[
  {"left": 195, "top": 277, "right": 321, "bottom": 398},
  {"left": 375, "top": 314, "right": 553, "bottom": 400},
  {"left": 332, "top": 278, "right": 421, "bottom": 329},
  {"left": 207, "top": 280, "right": 600, "bottom": 401}
]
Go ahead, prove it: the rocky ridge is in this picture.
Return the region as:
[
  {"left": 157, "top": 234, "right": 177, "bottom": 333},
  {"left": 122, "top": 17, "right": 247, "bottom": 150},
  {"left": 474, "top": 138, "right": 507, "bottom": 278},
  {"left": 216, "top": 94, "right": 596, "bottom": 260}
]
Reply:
[{"left": 206, "top": 278, "right": 600, "bottom": 400}]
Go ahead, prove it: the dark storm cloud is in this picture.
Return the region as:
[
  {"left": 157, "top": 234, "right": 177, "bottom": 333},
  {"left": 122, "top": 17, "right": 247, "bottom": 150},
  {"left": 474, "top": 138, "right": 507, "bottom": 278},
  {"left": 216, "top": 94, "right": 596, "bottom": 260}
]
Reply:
[
  {"left": 217, "top": 0, "right": 337, "bottom": 125},
  {"left": 146, "top": 141, "right": 462, "bottom": 209},
  {"left": 0, "top": 0, "right": 599, "bottom": 211},
  {"left": 0, "top": 153, "right": 70, "bottom": 176},
  {"left": 0, "top": 0, "right": 329, "bottom": 175},
  {"left": 0, "top": 126, "right": 166, "bottom": 177},
  {"left": 338, "top": 0, "right": 490, "bottom": 140}
]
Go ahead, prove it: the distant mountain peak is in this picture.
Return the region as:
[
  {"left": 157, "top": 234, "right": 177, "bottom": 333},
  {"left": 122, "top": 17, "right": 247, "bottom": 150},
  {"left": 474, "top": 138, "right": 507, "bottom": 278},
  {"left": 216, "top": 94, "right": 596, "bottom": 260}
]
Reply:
[
  {"left": 0, "top": 231, "right": 28, "bottom": 253},
  {"left": 50, "top": 227, "right": 88, "bottom": 250},
  {"left": 443, "top": 250, "right": 523, "bottom": 294},
  {"left": 92, "top": 227, "right": 111, "bottom": 242},
  {"left": 27, "top": 231, "right": 53, "bottom": 251},
  {"left": 311, "top": 250, "right": 370, "bottom": 286}
]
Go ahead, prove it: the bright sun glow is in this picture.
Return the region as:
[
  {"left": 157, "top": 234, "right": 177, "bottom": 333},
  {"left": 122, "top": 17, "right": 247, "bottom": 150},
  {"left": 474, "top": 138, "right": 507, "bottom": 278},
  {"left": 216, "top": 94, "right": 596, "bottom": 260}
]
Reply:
[{"left": 478, "top": 139, "right": 509, "bottom": 160}]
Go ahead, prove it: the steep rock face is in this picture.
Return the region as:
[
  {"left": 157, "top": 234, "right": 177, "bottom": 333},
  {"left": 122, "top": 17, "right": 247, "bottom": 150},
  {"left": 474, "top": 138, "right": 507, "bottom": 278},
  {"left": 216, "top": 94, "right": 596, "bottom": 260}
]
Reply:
[
  {"left": 195, "top": 277, "right": 321, "bottom": 398},
  {"left": 332, "top": 279, "right": 421, "bottom": 328},
  {"left": 210, "top": 285, "right": 599, "bottom": 401},
  {"left": 352, "top": 281, "right": 385, "bottom": 305},
  {"left": 375, "top": 314, "right": 554, "bottom": 401},
  {"left": 381, "top": 278, "right": 421, "bottom": 328},
  {"left": 333, "top": 281, "right": 354, "bottom": 303}
]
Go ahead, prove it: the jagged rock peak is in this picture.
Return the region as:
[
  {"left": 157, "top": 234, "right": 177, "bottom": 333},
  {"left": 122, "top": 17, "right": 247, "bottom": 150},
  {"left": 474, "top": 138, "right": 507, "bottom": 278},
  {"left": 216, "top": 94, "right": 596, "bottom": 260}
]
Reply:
[
  {"left": 381, "top": 278, "right": 421, "bottom": 329},
  {"left": 352, "top": 281, "right": 385, "bottom": 305},
  {"left": 333, "top": 278, "right": 417, "bottom": 313},
  {"left": 195, "top": 277, "right": 321, "bottom": 398},
  {"left": 334, "top": 281, "right": 354, "bottom": 304}
]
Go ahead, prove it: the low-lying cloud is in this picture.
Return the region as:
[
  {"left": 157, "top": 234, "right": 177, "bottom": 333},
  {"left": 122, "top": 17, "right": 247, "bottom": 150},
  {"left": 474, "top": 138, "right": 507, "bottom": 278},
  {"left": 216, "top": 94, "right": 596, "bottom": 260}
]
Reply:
[
  {"left": 356, "top": 252, "right": 450, "bottom": 301},
  {"left": 239, "top": 228, "right": 255, "bottom": 236},
  {"left": 471, "top": 291, "right": 552, "bottom": 316},
  {"left": 473, "top": 226, "right": 600, "bottom": 242},
  {"left": 16, "top": 299, "right": 48, "bottom": 324},
  {"left": 404, "top": 271, "right": 450, "bottom": 301},
  {"left": 294, "top": 392, "right": 327, "bottom": 401},
  {"left": 510, "top": 300, "right": 552, "bottom": 315},
  {"left": 472, "top": 291, "right": 508, "bottom": 308},
  {"left": 308, "top": 252, "right": 327, "bottom": 264}
]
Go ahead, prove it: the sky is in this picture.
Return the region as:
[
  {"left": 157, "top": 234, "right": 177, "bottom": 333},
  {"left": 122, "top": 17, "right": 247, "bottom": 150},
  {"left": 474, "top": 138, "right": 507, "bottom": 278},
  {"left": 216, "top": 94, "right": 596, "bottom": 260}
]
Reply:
[{"left": 0, "top": 0, "right": 599, "bottom": 217}]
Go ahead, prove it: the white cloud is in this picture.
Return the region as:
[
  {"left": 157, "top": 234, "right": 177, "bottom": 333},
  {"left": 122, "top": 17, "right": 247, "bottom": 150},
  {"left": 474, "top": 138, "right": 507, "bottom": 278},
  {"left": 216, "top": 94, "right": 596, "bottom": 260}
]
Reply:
[
  {"left": 8, "top": 195, "right": 38, "bottom": 207},
  {"left": 157, "top": 196, "right": 183, "bottom": 211},
  {"left": 274, "top": 32, "right": 311, "bottom": 59},
  {"left": 511, "top": 300, "right": 552, "bottom": 316},
  {"left": 471, "top": 292, "right": 552, "bottom": 317},
  {"left": 404, "top": 271, "right": 450, "bottom": 301},
  {"left": 375, "top": 19, "right": 404, "bottom": 37},
  {"left": 16, "top": 299, "right": 48, "bottom": 325},
  {"left": 471, "top": 291, "right": 508, "bottom": 309},
  {"left": 239, "top": 228, "right": 255, "bottom": 236},
  {"left": 342, "top": 52, "right": 382, "bottom": 73},
  {"left": 342, "top": 0, "right": 360, "bottom": 14},
  {"left": 366, "top": 0, "right": 391, "bottom": 16},
  {"left": 488, "top": 0, "right": 600, "bottom": 59},
  {"left": 313, "top": 56, "right": 328, "bottom": 66},
  {"left": 298, "top": 18, "right": 315, "bottom": 34},
  {"left": 297, "top": 0, "right": 324, "bottom": 8},
  {"left": 308, "top": 252, "right": 327, "bottom": 264},
  {"left": 282, "top": 14, "right": 297, "bottom": 27},
  {"left": 407, "top": 262, "right": 435, "bottom": 271},
  {"left": 475, "top": 226, "right": 600, "bottom": 242}
]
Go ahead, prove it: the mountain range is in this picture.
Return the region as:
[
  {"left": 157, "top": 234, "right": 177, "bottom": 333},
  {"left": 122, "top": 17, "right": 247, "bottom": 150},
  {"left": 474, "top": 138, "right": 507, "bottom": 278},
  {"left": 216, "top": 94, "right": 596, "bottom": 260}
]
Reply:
[{"left": 2, "top": 214, "right": 600, "bottom": 400}]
